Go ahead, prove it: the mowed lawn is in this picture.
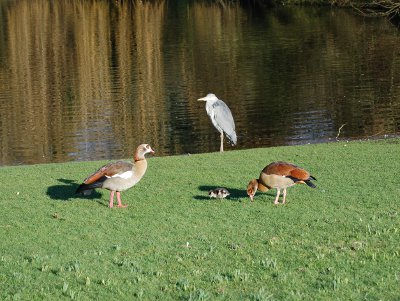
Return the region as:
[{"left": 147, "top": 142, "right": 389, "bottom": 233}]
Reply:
[{"left": 0, "top": 139, "right": 399, "bottom": 300}]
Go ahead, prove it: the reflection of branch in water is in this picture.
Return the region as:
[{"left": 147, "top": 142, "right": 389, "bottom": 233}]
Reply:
[
  {"left": 217, "top": 0, "right": 225, "bottom": 8},
  {"left": 336, "top": 123, "right": 346, "bottom": 141},
  {"left": 352, "top": 1, "right": 400, "bottom": 20}
]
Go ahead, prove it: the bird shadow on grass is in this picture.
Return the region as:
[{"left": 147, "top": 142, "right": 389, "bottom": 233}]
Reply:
[
  {"left": 46, "top": 178, "right": 104, "bottom": 205},
  {"left": 194, "top": 185, "right": 248, "bottom": 202}
]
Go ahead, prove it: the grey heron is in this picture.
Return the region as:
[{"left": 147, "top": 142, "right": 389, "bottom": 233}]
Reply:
[{"left": 197, "top": 93, "right": 237, "bottom": 152}]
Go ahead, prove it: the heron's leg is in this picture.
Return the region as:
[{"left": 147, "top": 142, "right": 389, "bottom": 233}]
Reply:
[
  {"left": 220, "top": 132, "right": 224, "bottom": 152},
  {"left": 109, "top": 191, "right": 115, "bottom": 208},
  {"left": 282, "top": 188, "right": 287, "bottom": 204},
  {"left": 273, "top": 189, "right": 280, "bottom": 205},
  {"left": 116, "top": 191, "right": 128, "bottom": 208}
]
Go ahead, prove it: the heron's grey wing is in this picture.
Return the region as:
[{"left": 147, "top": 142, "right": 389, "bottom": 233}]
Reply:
[{"left": 212, "top": 100, "right": 237, "bottom": 145}]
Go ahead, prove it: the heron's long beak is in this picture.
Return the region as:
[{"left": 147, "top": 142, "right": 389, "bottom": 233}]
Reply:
[{"left": 197, "top": 97, "right": 206, "bottom": 101}]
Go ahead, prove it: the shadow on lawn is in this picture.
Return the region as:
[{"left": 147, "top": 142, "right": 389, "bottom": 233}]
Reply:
[
  {"left": 194, "top": 185, "right": 248, "bottom": 201},
  {"left": 46, "top": 178, "right": 103, "bottom": 203}
]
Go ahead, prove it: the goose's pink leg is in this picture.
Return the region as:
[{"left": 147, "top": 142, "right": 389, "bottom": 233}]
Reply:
[
  {"left": 109, "top": 191, "right": 115, "bottom": 208},
  {"left": 282, "top": 188, "right": 287, "bottom": 204},
  {"left": 116, "top": 191, "right": 128, "bottom": 208},
  {"left": 274, "top": 189, "right": 281, "bottom": 205}
]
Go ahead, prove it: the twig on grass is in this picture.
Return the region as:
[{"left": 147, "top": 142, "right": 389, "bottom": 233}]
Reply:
[{"left": 336, "top": 123, "right": 347, "bottom": 141}]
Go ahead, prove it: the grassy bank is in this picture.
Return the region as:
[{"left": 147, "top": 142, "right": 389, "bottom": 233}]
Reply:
[{"left": 1, "top": 139, "right": 399, "bottom": 300}]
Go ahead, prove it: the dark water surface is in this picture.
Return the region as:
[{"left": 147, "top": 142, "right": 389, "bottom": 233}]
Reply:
[{"left": 0, "top": 1, "right": 399, "bottom": 166}]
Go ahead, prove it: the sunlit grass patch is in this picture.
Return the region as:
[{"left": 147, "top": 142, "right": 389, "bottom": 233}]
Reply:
[{"left": 0, "top": 139, "right": 399, "bottom": 300}]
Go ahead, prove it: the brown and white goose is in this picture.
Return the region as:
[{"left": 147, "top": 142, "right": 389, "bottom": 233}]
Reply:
[
  {"left": 246, "top": 161, "right": 316, "bottom": 204},
  {"left": 76, "top": 144, "right": 154, "bottom": 208}
]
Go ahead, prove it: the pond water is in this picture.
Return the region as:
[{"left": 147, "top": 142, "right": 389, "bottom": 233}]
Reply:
[{"left": 0, "top": 0, "right": 399, "bottom": 166}]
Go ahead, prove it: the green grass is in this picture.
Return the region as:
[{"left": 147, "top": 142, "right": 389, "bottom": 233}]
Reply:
[{"left": 1, "top": 139, "right": 399, "bottom": 300}]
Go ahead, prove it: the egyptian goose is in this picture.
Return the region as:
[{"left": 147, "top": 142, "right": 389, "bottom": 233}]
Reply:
[
  {"left": 246, "top": 161, "right": 316, "bottom": 204},
  {"left": 198, "top": 93, "right": 237, "bottom": 152},
  {"left": 76, "top": 144, "right": 154, "bottom": 208},
  {"left": 208, "top": 188, "right": 230, "bottom": 199}
]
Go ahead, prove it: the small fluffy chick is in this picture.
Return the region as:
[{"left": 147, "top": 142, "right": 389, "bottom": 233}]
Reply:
[{"left": 208, "top": 188, "right": 230, "bottom": 199}]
